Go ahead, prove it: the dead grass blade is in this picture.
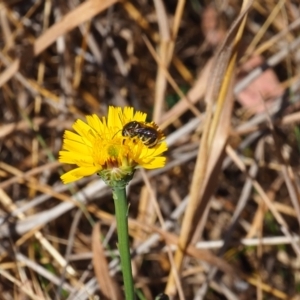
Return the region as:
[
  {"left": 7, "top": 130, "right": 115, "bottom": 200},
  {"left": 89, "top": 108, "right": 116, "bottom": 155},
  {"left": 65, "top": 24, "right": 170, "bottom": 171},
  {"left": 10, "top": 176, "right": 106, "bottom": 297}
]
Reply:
[
  {"left": 165, "top": 0, "right": 254, "bottom": 296},
  {"left": 143, "top": 36, "right": 202, "bottom": 123},
  {"left": 0, "top": 0, "right": 118, "bottom": 88},
  {"left": 34, "top": 0, "right": 118, "bottom": 56},
  {"left": 264, "top": 107, "right": 300, "bottom": 227},
  {"left": 122, "top": 0, "right": 193, "bottom": 83},
  {"left": 92, "top": 222, "right": 122, "bottom": 300},
  {"left": 0, "top": 188, "right": 76, "bottom": 277},
  {"left": 152, "top": 226, "right": 238, "bottom": 278},
  {"left": 159, "top": 58, "right": 214, "bottom": 129},
  {"left": 0, "top": 269, "right": 45, "bottom": 300},
  {"left": 152, "top": 0, "right": 186, "bottom": 122},
  {"left": 0, "top": 58, "right": 19, "bottom": 87},
  {"left": 245, "top": 275, "right": 288, "bottom": 299},
  {"left": 226, "top": 143, "right": 300, "bottom": 257}
]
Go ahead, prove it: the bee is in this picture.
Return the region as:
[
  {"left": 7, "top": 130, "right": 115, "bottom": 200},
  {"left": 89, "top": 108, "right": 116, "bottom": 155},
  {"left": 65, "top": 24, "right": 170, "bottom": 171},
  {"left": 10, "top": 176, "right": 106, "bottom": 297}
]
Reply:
[{"left": 122, "top": 121, "right": 163, "bottom": 148}]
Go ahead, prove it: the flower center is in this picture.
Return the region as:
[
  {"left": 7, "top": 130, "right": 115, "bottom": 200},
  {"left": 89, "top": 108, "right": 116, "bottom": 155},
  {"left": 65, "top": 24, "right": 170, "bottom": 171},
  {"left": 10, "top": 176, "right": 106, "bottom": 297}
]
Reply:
[{"left": 107, "top": 144, "right": 119, "bottom": 158}]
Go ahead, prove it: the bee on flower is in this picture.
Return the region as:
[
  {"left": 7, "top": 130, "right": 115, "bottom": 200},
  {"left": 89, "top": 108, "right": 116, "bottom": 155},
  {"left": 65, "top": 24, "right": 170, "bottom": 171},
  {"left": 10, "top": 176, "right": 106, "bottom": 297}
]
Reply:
[{"left": 59, "top": 106, "right": 167, "bottom": 186}]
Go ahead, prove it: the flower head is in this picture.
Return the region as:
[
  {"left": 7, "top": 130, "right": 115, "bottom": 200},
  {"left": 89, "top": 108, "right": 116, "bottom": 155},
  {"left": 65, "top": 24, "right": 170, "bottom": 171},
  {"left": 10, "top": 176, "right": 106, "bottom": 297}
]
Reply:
[{"left": 59, "top": 106, "right": 167, "bottom": 186}]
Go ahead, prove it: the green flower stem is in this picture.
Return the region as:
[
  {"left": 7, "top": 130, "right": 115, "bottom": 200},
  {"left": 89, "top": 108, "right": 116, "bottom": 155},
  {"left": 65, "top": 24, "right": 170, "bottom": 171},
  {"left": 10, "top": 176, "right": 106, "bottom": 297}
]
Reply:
[{"left": 112, "top": 187, "right": 135, "bottom": 300}]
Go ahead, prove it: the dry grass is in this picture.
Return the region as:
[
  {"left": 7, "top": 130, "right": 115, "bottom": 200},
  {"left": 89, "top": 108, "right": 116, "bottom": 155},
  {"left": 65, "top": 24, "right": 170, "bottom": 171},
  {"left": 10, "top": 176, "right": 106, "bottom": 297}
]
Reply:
[{"left": 1, "top": 0, "right": 300, "bottom": 299}]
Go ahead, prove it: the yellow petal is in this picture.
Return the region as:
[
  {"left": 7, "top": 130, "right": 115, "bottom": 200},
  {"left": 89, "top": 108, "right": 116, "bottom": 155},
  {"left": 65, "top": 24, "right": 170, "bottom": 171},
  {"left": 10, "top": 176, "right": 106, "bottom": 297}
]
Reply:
[
  {"left": 133, "top": 110, "right": 147, "bottom": 122},
  {"left": 73, "top": 119, "right": 97, "bottom": 141},
  {"left": 141, "top": 157, "right": 166, "bottom": 169},
  {"left": 63, "top": 131, "right": 91, "bottom": 149},
  {"left": 123, "top": 106, "right": 134, "bottom": 119},
  {"left": 62, "top": 139, "right": 92, "bottom": 155},
  {"left": 86, "top": 114, "right": 104, "bottom": 133},
  {"left": 59, "top": 151, "right": 94, "bottom": 166},
  {"left": 108, "top": 106, "right": 122, "bottom": 128},
  {"left": 61, "top": 166, "right": 100, "bottom": 184}
]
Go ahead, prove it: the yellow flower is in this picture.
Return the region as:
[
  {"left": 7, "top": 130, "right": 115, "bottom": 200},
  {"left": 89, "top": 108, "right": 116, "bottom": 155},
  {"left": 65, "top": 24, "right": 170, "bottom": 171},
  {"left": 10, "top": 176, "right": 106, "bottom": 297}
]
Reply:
[{"left": 59, "top": 106, "right": 167, "bottom": 185}]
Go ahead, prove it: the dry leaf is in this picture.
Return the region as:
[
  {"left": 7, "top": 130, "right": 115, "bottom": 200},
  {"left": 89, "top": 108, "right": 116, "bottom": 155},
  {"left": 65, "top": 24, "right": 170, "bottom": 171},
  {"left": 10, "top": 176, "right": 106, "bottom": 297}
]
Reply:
[
  {"left": 201, "top": 5, "right": 227, "bottom": 47},
  {"left": 92, "top": 222, "right": 122, "bottom": 300},
  {"left": 236, "top": 55, "right": 284, "bottom": 113}
]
